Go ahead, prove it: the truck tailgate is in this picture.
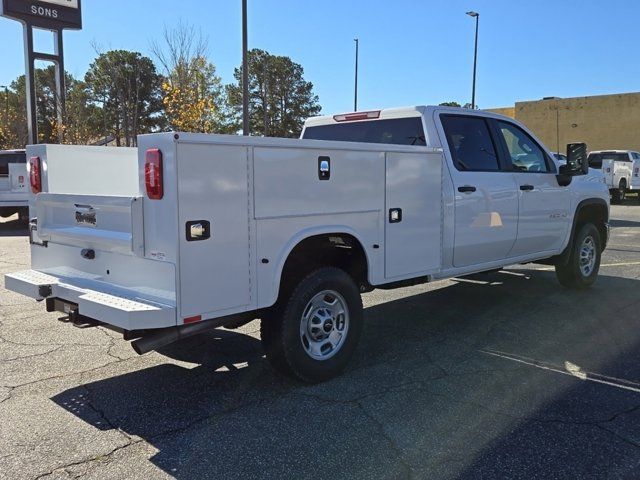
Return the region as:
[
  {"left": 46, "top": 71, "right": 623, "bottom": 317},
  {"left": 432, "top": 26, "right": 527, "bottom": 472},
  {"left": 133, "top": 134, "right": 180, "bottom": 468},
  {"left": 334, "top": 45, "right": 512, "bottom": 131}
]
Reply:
[{"left": 36, "top": 193, "right": 144, "bottom": 256}]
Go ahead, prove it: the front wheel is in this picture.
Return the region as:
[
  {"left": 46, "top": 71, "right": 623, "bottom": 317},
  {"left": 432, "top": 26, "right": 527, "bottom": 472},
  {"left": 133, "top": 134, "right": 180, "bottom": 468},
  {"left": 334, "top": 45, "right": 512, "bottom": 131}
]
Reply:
[
  {"left": 260, "top": 267, "right": 363, "bottom": 383},
  {"left": 555, "top": 223, "right": 601, "bottom": 289}
]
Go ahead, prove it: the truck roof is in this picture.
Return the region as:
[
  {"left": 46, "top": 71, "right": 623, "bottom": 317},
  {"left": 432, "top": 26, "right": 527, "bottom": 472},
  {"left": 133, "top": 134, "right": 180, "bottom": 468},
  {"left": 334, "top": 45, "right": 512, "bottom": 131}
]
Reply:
[
  {"left": 303, "top": 105, "right": 513, "bottom": 128},
  {"left": 0, "top": 149, "right": 25, "bottom": 155},
  {"left": 589, "top": 150, "right": 637, "bottom": 154}
]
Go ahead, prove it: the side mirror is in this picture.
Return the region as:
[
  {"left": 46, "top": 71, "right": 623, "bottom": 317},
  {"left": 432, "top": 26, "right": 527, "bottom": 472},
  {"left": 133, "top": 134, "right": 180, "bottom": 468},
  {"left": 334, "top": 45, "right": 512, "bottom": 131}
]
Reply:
[{"left": 566, "top": 142, "right": 589, "bottom": 175}]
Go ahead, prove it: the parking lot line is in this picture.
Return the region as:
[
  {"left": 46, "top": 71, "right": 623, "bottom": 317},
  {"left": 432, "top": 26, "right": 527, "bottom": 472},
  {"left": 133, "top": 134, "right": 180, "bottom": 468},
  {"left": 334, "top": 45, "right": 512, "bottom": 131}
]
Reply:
[{"left": 480, "top": 349, "right": 640, "bottom": 394}]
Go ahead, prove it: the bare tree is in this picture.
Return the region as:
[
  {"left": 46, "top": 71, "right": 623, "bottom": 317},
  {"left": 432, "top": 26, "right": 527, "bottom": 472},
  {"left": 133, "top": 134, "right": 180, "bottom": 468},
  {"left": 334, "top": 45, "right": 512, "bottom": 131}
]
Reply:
[{"left": 151, "top": 21, "right": 209, "bottom": 81}]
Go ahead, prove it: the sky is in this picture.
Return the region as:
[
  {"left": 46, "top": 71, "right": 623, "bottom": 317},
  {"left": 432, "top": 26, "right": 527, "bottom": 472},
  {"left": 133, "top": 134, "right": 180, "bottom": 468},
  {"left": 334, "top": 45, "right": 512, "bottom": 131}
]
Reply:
[{"left": 0, "top": 0, "right": 639, "bottom": 115}]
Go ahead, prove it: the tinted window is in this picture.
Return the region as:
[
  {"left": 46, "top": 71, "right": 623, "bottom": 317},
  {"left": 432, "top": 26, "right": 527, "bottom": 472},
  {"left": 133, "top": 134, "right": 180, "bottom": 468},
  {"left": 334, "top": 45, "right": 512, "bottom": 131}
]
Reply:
[
  {"left": 588, "top": 153, "right": 603, "bottom": 169},
  {"left": 440, "top": 115, "right": 499, "bottom": 171},
  {"left": 497, "top": 121, "right": 549, "bottom": 173},
  {"left": 302, "top": 117, "right": 426, "bottom": 146},
  {"left": 0, "top": 152, "right": 26, "bottom": 176}
]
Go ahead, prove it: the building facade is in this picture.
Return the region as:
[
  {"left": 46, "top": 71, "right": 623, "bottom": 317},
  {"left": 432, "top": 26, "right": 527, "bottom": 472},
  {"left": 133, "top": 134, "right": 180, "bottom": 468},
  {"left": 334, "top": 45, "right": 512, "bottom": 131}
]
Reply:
[{"left": 488, "top": 92, "right": 640, "bottom": 153}]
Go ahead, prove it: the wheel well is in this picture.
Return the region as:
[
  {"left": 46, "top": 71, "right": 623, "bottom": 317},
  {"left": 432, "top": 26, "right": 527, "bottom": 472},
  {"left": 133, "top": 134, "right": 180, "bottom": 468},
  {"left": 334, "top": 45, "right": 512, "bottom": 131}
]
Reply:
[
  {"left": 575, "top": 202, "right": 608, "bottom": 249},
  {"left": 279, "top": 234, "right": 370, "bottom": 299}
]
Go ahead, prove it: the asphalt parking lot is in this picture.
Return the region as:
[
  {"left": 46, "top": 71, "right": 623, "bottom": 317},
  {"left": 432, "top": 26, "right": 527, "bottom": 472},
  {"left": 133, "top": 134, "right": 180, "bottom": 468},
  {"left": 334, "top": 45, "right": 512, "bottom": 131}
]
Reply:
[{"left": 1, "top": 204, "right": 640, "bottom": 480}]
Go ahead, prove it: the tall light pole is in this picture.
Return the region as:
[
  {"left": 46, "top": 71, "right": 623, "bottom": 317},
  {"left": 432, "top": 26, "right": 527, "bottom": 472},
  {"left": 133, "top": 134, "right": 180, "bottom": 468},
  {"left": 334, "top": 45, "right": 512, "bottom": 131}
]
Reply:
[
  {"left": 242, "top": 0, "right": 249, "bottom": 136},
  {"left": 353, "top": 38, "right": 359, "bottom": 112},
  {"left": 466, "top": 11, "right": 479, "bottom": 110}
]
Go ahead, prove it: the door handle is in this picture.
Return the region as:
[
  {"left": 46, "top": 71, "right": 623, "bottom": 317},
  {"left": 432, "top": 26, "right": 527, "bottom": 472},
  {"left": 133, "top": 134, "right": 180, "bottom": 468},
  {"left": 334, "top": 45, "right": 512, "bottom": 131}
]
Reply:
[
  {"left": 520, "top": 185, "right": 534, "bottom": 191},
  {"left": 458, "top": 186, "right": 476, "bottom": 193}
]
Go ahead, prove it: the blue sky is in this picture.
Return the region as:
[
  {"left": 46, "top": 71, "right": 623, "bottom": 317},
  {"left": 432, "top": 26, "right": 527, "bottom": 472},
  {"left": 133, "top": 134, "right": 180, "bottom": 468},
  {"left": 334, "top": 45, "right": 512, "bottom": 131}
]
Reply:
[{"left": 0, "top": 0, "right": 638, "bottom": 114}]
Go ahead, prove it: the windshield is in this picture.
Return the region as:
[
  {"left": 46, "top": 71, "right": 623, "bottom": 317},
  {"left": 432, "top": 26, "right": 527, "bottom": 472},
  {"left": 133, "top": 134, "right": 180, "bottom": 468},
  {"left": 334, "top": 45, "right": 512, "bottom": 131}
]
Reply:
[{"left": 303, "top": 117, "right": 426, "bottom": 146}]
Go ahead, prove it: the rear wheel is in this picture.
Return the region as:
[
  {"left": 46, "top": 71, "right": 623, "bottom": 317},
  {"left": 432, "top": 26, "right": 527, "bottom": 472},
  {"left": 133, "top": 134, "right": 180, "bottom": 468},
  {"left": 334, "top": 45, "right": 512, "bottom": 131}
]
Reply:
[
  {"left": 612, "top": 180, "right": 626, "bottom": 204},
  {"left": 555, "top": 223, "right": 601, "bottom": 289},
  {"left": 260, "top": 266, "right": 363, "bottom": 383}
]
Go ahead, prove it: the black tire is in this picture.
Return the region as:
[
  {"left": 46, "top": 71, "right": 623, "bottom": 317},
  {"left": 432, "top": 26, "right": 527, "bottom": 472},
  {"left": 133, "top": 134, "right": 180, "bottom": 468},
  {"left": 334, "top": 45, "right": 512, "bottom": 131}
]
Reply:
[
  {"left": 260, "top": 266, "right": 363, "bottom": 383},
  {"left": 555, "top": 223, "right": 601, "bottom": 289},
  {"left": 612, "top": 180, "right": 626, "bottom": 204},
  {"left": 18, "top": 208, "right": 29, "bottom": 224}
]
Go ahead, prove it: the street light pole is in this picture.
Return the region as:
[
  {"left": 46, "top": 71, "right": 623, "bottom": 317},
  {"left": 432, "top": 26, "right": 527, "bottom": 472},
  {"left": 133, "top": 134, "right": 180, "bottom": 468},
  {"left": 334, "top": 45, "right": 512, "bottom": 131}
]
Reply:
[
  {"left": 242, "top": 0, "right": 249, "bottom": 136},
  {"left": 353, "top": 38, "right": 359, "bottom": 112},
  {"left": 466, "top": 11, "right": 479, "bottom": 110}
]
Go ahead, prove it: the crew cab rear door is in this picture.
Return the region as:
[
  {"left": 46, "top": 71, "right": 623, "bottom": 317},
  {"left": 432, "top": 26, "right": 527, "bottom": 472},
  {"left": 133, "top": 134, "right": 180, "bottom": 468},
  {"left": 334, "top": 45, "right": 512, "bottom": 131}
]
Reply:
[{"left": 439, "top": 113, "right": 519, "bottom": 268}]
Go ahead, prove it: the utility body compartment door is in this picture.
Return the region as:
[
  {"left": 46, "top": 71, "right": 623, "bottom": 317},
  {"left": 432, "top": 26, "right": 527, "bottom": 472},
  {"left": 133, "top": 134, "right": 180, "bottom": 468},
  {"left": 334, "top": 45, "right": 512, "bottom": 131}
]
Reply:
[
  {"left": 384, "top": 151, "right": 442, "bottom": 279},
  {"left": 176, "top": 143, "right": 251, "bottom": 319}
]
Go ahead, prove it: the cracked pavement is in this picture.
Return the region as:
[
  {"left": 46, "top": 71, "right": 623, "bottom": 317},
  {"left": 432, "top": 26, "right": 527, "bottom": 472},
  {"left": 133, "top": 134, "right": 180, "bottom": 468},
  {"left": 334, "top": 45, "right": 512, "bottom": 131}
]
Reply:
[{"left": 2, "top": 204, "right": 640, "bottom": 479}]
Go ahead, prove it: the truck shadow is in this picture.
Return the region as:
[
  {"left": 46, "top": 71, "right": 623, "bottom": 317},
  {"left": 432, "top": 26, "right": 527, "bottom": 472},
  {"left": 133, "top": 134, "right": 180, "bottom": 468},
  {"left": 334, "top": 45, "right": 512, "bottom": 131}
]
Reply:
[
  {"left": 51, "top": 269, "right": 640, "bottom": 479},
  {"left": 610, "top": 218, "right": 640, "bottom": 228},
  {"left": 0, "top": 217, "right": 28, "bottom": 237}
]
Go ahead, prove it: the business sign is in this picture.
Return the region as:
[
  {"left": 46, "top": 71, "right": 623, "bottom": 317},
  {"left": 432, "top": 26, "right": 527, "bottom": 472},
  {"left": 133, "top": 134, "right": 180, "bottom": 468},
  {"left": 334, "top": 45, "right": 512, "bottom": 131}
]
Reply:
[{"left": 1, "top": 0, "right": 82, "bottom": 29}]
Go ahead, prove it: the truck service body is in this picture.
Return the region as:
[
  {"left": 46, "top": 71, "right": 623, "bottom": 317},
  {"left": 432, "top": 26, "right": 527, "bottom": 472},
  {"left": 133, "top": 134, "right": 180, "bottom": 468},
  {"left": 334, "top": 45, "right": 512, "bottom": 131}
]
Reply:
[
  {"left": 5, "top": 106, "right": 610, "bottom": 382},
  {"left": 0, "top": 149, "right": 28, "bottom": 220}
]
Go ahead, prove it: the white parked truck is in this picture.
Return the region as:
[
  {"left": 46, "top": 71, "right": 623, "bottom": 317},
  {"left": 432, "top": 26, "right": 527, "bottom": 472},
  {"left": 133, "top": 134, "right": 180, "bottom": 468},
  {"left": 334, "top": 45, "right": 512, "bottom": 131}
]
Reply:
[
  {"left": 587, "top": 150, "right": 638, "bottom": 203},
  {"left": 0, "top": 149, "right": 28, "bottom": 221},
  {"left": 5, "top": 107, "right": 610, "bottom": 382}
]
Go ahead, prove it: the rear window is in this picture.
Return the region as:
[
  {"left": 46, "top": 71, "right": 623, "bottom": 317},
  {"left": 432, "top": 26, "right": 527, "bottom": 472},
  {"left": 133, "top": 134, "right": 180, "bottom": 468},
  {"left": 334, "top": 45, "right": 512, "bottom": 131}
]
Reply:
[
  {"left": 588, "top": 152, "right": 629, "bottom": 169},
  {"left": 302, "top": 117, "right": 426, "bottom": 146},
  {"left": 0, "top": 152, "right": 26, "bottom": 176}
]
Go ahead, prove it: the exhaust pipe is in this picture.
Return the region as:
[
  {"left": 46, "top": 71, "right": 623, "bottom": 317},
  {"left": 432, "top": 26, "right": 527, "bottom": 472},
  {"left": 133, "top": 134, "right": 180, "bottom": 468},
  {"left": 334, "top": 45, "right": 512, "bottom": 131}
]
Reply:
[{"left": 131, "top": 313, "right": 255, "bottom": 355}]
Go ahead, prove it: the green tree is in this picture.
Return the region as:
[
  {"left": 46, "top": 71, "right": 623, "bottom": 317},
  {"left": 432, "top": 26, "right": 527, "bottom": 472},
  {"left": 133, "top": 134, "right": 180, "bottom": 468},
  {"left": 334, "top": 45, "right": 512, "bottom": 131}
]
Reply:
[
  {"left": 0, "top": 86, "right": 22, "bottom": 149},
  {"left": 1, "top": 66, "right": 101, "bottom": 147},
  {"left": 226, "top": 49, "right": 321, "bottom": 137},
  {"left": 439, "top": 101, "right": 461, "bottom": 107},
  {"left": 85, "top": 50, "right": 163, "bottom": 146}
]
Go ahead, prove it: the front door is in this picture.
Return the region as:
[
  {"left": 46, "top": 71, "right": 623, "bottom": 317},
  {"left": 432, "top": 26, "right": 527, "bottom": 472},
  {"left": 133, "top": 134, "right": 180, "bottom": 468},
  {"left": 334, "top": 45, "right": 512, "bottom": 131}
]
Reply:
[
  {"left": 494, "top": 120, "right": 570, "bottom": 256},
  {"left": 440, "top": 114, "right": 519, "bottom": 268}
]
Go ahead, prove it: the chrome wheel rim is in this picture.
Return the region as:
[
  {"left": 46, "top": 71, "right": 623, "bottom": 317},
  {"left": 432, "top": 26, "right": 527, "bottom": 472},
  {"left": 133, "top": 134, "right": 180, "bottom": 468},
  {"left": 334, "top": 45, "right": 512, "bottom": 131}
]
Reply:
[
  {"left": 579, "top": 235, "right": 597, "bottom": 277},
  {"left": 300, "top": 290, "right": 349, "bottom": 361}
]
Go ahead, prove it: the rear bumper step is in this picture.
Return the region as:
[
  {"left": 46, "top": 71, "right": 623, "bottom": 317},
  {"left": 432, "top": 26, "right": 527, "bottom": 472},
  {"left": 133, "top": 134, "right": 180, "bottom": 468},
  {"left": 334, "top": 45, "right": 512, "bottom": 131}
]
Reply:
[{"left": 5, "top": 270, "right": 175, "bottom": 330}]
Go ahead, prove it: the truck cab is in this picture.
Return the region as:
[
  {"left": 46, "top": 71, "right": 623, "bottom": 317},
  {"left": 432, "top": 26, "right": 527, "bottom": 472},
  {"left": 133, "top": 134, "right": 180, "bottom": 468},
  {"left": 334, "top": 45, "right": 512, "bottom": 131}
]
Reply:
[{"left": 0, "top": 149, "right": 28, "bottom": 221}]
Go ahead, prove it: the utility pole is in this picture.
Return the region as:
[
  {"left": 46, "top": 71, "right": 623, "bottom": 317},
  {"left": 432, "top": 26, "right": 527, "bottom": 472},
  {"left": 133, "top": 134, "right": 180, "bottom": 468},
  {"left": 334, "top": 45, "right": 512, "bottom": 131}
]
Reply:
[
  {"left": 353, "top": 38, "right": 359, "bottom": 111},
  {"left": 242, "top": 0, "right": 249, "bottom": 136},
  {"left": 466, "top": 11, "right": 479, "bottom": 109}
]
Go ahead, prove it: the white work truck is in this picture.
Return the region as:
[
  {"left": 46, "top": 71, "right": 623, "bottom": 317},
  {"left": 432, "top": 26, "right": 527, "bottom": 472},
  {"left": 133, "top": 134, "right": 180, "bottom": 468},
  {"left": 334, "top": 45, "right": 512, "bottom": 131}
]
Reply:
[
  {"left": 587, "top": 150, "right": 638, "bottom": 203},
  {"left": 0, "top": 149, "right": 29, "bottom": 221},
  {"left": 5, "top": 107, "right": 610, "bottom": 382}
]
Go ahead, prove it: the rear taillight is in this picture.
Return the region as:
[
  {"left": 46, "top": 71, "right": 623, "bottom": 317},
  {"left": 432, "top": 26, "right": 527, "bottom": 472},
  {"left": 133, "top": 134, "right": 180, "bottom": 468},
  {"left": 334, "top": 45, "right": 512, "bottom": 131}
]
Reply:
[
  {"left": 145, "top": 149, "right": 163, "bottom": 200},
  {"left": 29, "top": 156, "right": 41, "bottom": 194}
]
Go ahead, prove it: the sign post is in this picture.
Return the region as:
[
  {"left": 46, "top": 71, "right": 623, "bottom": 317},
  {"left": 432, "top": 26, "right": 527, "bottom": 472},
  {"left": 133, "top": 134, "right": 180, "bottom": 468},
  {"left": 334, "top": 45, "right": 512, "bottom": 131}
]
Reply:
[{"left": 1, "top": 0, "right": 82, "bottom": 144}]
